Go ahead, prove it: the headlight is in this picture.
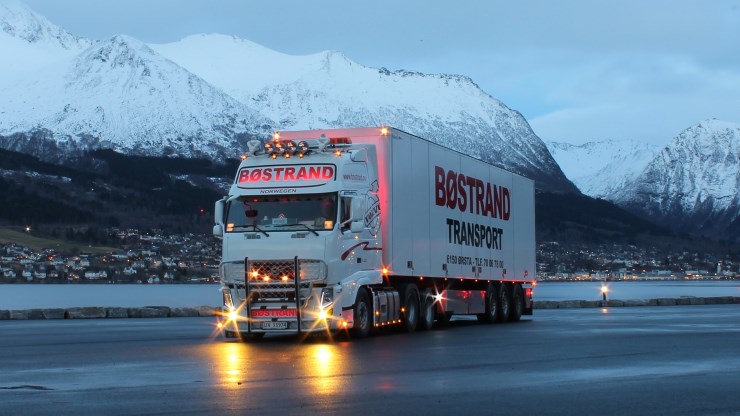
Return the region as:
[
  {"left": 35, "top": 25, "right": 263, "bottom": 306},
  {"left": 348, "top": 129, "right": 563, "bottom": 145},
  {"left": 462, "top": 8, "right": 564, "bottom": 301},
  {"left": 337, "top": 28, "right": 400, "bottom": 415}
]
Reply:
[
  {"left": 320, "top": 287, "right": 333, "bottom": 307},
  {"left": 221, "top": 262, "right": 245, "bottom": 284},
  {"left": 223, "top": 290, "right": 234, "bottom": 309}
]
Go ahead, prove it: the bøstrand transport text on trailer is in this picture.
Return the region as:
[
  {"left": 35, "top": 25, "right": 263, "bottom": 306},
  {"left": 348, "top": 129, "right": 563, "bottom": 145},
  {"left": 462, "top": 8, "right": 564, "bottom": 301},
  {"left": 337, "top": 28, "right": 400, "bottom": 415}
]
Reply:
[{"left": 213, "top": 127, "right": 535, "bottom": 339}]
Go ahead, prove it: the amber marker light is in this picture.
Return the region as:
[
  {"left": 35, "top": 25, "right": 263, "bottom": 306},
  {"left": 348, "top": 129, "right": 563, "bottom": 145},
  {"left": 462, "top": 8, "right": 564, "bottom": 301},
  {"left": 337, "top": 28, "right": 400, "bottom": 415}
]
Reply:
[
  {"left": 380, "top": 126, "right": 389, "bottom": 136},
  {"left": 273, "top": 132, "right": 281, "bottom": 141},
  {"left": 240, "top": 154, "right": 247, "bottom": 161},
  {"left": 382, "top": 267, "right": 389, "bottom": 275}
]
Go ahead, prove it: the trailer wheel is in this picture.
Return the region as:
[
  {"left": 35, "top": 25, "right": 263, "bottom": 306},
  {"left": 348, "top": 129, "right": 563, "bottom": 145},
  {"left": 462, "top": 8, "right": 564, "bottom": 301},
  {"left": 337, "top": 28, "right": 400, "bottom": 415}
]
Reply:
[
  {"left": 497, "top": 283, "right": 511, "bottom": 323},
  {"left": 401, "top": 284, "right": 420, "bottom": 332},
  {"left": 509, "top": 284, "right": 524, "bottom": 322},
  {"left": 352, "top": 288, "right": 372, "bottom": 338},
  {"left": 478, "top": 283, "right": 499, "bottom": 324},
  {"left": 418, "top": 289, "right": 435, "bottom": 331}
]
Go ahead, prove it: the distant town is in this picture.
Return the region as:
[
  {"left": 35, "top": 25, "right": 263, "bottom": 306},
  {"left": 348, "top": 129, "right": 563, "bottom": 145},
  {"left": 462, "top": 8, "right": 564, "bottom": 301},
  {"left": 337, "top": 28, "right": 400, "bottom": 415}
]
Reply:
[
  {"left": 538, "top": 241, "right": 739, "bottom": 281},
  {"left": 1, "top": 228, "right": 220, "bottom": 284},
  {"left": 1, "top": 229, "right": 738, "bottom": 284}
]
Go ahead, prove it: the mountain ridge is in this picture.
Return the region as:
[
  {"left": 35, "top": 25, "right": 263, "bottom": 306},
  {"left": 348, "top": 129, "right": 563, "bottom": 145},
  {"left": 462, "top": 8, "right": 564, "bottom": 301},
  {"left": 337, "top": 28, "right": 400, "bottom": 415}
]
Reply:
[{"left": 0, "top": 3, "right": 576, "bottom": 193}]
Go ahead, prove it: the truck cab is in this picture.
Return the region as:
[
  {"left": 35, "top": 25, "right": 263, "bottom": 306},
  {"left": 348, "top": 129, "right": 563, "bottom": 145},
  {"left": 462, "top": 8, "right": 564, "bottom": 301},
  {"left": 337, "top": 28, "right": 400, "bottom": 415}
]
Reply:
[{"left": 214, "top": 132, "right": 383, "bottom": 337}]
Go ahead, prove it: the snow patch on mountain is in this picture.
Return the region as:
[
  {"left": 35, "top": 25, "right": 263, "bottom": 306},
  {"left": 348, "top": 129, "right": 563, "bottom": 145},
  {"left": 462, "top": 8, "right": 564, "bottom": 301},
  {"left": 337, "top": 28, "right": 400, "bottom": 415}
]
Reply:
[
  {"left": 611, "top": 119, "right": 740, "bottom": 235},
  {"left": 546, "top": 140, "right": 660, "bottom": 198},
  {"left": 0, "top": 34, "right": 273, "bottom": 157},
  {"left": 152, "top": 34, "right": 576, "bottom": 192},
  {"left": 0, "top": 1, "right": 92, "bottom": 86}
]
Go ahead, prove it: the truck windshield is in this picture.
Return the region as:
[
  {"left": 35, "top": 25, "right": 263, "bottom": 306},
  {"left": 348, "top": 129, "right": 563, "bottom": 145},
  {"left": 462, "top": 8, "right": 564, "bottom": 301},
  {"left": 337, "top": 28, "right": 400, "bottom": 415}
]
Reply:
[{"left": 225, "top": 193, "right": 337, "bottom": 233}]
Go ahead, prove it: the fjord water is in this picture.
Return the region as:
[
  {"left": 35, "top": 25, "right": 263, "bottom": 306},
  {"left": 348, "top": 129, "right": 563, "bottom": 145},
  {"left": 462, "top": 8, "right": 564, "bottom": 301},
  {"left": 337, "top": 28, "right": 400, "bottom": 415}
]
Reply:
[{"left": 1, "top": 281, "right": 739, "bottom": 310}]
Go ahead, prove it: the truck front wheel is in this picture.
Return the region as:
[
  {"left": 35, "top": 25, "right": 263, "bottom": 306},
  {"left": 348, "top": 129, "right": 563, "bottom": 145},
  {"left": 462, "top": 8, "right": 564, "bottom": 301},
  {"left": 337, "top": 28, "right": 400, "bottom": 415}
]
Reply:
[{"left": 352, "top": 288, "right": 372, "bottom": 338}]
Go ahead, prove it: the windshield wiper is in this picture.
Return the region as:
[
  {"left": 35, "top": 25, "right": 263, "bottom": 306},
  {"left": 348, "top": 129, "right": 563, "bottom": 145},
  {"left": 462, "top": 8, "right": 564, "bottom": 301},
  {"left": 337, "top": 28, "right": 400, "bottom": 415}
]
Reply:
[
  {"left": 234, "top": 224, "right": 269, "bottom": 237},
  {"left": 277, "top": 223, "right": 320, "bottom": 236}
]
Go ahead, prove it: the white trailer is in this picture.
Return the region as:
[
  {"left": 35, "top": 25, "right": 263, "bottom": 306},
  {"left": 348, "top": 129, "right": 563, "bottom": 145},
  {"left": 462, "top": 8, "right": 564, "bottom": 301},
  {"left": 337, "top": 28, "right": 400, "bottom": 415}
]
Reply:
[{"left": 214, "top": 127, "right": 534, "bottom": 339}]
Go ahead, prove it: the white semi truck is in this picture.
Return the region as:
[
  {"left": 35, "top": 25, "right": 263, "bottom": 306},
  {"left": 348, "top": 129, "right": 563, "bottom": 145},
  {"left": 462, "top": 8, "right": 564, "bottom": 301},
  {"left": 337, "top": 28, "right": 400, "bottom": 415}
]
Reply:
[{"left": 214, "top": 127, "right": 535, "bottom": 339}]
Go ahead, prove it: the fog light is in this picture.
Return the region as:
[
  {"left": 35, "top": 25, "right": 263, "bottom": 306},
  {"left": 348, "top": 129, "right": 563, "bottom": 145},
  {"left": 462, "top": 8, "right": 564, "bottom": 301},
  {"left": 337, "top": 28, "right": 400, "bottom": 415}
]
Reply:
[{"left": 228, "top": 310, "right": 238, "bottom": 321}]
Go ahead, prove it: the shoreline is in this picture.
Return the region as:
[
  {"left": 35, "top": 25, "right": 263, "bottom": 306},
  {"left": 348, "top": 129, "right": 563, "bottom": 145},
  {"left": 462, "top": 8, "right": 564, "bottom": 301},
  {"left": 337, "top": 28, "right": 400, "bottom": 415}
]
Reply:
[{"left": 2, "top": 296, "right": 738, "bottom": 320}]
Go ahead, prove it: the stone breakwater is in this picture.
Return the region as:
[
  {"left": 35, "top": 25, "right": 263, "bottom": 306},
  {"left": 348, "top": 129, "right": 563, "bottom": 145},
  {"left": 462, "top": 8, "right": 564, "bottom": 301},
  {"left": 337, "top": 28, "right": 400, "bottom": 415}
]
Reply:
[
  {"left": 1, "top": 297, "right": 739, "bottom": 320},
  {"left": 534, "top": 296, "right": 740, "bottom": 309},
  {"left": 0, "top": 306, "right": 219, "bottom": 320}
]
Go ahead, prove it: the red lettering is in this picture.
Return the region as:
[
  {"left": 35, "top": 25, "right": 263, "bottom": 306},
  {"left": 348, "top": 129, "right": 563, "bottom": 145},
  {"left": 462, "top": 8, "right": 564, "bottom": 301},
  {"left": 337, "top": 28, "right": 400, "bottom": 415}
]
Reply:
[
  {"left": 465, "top": 176, "right": 476, "bottom": 213},
  {"left": 502, "top": 187, "right": 510, "bottom": 220},
  {"left": 273, "top": 167, "right": 284, "bottom": 181},
  {"left": 475, "top": 179, "right": 484, "bottom": 215},
  {"left": 494, "top": 184, "right": 502, "bottom": 219},
  {"left": 435, "top": 166, "right": 445, "bottom": 206},
  {"left": 457, "top": 174, "right": 467, "bottom": 212},
  {"left": 433, "top": 165, "right": 510, "bottom": 221},
  {"left": 445, "top": 170, "right": 457, "bottom": 210},
  {"left": 296, "top": 167, "right": 307, "bottom": 180},
  {"left": 485, "top": 183, "right": 494, "bottom": 217},
  {"left": 308, "top": 166, "right": 320, "bottom": 180},
  {"left": 237, "top": 165, "right": 335, "bottom": 184},
  {"left": 321, "top": 166, "right": 334, "bottom": 179},
  {"left": 250, "top": 169, "right": 261, "bottom": 182}
]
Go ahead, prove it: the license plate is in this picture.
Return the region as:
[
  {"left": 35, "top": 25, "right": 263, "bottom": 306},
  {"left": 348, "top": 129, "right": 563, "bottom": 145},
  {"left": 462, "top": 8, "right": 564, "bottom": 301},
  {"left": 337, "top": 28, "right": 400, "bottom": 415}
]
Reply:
[{"left": 261, "top": 321, "right": 288, "bottom": 330}]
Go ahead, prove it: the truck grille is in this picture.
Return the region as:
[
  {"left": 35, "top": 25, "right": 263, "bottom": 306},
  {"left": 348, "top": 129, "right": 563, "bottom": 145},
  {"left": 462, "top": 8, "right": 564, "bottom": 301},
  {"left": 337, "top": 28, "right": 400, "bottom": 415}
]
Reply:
[
  {"left": 247, "top": 259, "right": 327, "bottom": 282},
  {"left": 245, "top": 259, "right": 325, "bottom": 303}
]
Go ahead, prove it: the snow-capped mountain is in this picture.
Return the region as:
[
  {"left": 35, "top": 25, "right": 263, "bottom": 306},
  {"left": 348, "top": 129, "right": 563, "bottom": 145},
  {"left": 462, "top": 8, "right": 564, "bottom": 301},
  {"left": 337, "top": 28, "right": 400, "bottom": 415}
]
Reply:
[
  {"left": 0, "top": 3, "right": 575, "bottom": 192},
  {"left": 546, "top": 140, "right": 660, "bottom": 198},
  {"left": 611, "top": 119, "right": 740, "bottom": 237},
  {"left": 0, "top": 32, "right": 272, "bottom": 158},
  {"left": 152, "top": 34, "right": 576, "bottom": 192},
  {"left": 0, "top": 1, "right": 92, "bottom": 86}
]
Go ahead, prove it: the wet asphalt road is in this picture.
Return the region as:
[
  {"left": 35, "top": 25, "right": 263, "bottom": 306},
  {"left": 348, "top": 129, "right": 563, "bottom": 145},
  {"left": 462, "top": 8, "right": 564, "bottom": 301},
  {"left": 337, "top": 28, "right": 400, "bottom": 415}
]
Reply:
[{"left": 2, "top": 305, "right": 740, "bottom": 416}]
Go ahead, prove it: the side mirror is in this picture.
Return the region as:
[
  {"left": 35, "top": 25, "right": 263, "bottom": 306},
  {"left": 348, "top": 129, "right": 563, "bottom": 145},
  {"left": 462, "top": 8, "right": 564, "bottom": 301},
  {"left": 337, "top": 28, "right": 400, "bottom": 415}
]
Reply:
[
  {"left": 214, "top": 198, "right": 226, "bottom": 225},
  {"left": 212, "top": 224, "right": 223, "bottom": 237},
  {"left": 350, "top": 197, "right": 365, "bottom": 221},
  {"left": 350, "top": 221, "right": 364, "bottom": 233}
]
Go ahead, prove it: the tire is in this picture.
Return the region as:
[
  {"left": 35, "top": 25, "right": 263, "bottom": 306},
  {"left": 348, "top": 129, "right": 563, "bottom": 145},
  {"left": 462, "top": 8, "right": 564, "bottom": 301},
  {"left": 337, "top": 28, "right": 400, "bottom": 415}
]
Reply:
[
  {"left": 497, "top": 283, "right": 511, "bottom": 323},
  {"left": 401, "top": 284, "right": 420, "bottom": 332},
  {"left": 509, "top": 284, "right": 524, "bottom": 322},
  {"left": 418, "top": 289, "right": 435, "bottom": 331},
  {"left": 478, "top": 283, "right": 499, "bottom": 324},
  {"left": 352, "top": 288, "right": 372, "bottom": 338}
]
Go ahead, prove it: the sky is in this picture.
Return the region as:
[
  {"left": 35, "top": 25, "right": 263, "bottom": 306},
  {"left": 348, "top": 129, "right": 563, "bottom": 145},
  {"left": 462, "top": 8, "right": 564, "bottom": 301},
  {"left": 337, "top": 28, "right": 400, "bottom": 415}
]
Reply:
[{"left": 19, "top": 0, "right": 740, "bottom": 146}]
